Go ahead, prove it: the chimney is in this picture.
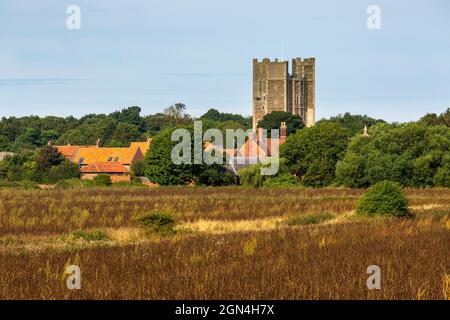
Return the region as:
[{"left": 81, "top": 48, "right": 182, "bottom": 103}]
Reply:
[
  {"left": 96, "top": 138, "right": 101, "bottom": 148},
  {"left": 280, "top": 122, "right": 287, "bottom": 144},
  {"left": 257, "top": 127, "right": 264, "bottom": 142},
  {"left": 47, "top": 140, "right": 53, "bottom": 147}
]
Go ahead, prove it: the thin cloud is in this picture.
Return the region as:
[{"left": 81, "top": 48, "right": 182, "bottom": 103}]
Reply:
[{"left": 0, "top": 78, "right": 93, "bottom": 87}]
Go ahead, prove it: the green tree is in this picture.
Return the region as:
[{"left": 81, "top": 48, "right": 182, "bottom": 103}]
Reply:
[
  {"left": 280, "top": 122, "right": 351, "bottom": 187},
  {"left": 356, "top": 181, "right": 409, "bottom": 217},
  {"left": 145, "top": 127, "right": 203, "bottom": 185},
  {"left": 336, "top": 122, "right": 450, "bottom": 188},
  {"left": 197, "top": 165, "right": 236, "bottom": 186},
  {"left": 131, "top": 159, "right": 146, "bottom": 177},
  {"left": 163, "top": 103, "right": 193, "bottom": 126},
  {"left": 0, "top": 135, "right": 10, "bottom": 151},
  {"left": 92, "top": 174, "right": 112, "bottom": 186},
  {"left": 35, "top": 146, "right": 64, "bottom": 172},
  {"left": 318, "top": 113, "right": 384, "bottom": 136},
  {"left": 47, "top": 160, "right": 81, "bottom": 183},
  {"left": 257, "top": 111, "right": 304, "bottom": 136},
  {"left": 200, "top": 108, "right": 252, "bottom": 127},
  {"left": 110, "top": 123, "right": 141, "bottom": 146}
]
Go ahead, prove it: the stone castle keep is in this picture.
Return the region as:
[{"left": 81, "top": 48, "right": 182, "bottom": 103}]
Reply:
[{"left": 252, "top": 57, "right": 316, "bottom": 130}]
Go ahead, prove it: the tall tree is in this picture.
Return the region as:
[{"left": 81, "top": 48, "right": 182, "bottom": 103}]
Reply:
[
  {"left": 280, "top": 122, "right": 351, "bottom": 187},
  {"left": 257, "top": 111, "right": 304, "bottom": 136}
]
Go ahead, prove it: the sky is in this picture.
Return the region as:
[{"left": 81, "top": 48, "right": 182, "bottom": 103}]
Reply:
[{"left": 0, "top": 0, "right": 449, "bottom": 122}]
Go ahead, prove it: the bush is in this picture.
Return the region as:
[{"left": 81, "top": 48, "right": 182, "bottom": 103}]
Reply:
[
  {"left": 0, "top": 180, "right": 20, "bottom": 189},
  {"left": 239, "top": 159, "right": 291, "bottom": 188},
  {"left": 197, "top": 165, "right": 236, "bottom": 186},
  {"left": 263, "top": 174, "right": 300, "bottom": 188},
  {"left": 356, "top": 181, "right": 409, "bottom": 217},
  {"left": 136, "top": 211, "right": 176, "bottom": 236},
  {"left": 286, "top": 212, "right": 334, "bottom": 226},
  {"left": 92, "top": 174, "right": 112, "bottom": 187},
  {"left": 71, "top": 229, "right": 109, "bottom": 241},
  {"left": 18, "top": 180, "right": 39, "bottom": 190},
  {"left": 55, "top": 180, "right": 71, "bottom": 189},
  {"left": 131, "top": 160, "right": 146, "bottom": 177},
  {"left": 47, "top": 160, "right": 81, "bottom": 183}
]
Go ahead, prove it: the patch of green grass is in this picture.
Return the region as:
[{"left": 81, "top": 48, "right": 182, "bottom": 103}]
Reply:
[
  {"left": 71, "top": 229, "right": 110, "bottom": 241},
  {"left": 286, "top": 212, "right": 334, "bottom": 226},
  {"left": 0, "top": 236, "right": 25, "bottom": 246}
]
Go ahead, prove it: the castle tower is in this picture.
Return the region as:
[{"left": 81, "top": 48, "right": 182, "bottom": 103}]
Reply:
[{"left": 252, "top": 57, "right": 315, "bottom": 130}]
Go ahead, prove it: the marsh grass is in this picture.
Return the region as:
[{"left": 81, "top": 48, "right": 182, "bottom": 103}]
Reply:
[
  {"left": 71, "top": 229, "right": 110, "bottom": 241},
  {"left": 286, "top": 212, "right": 334, "bottom": 226},
  {"left": 0, "top": 187, "right": 448, "bottom": 299}
]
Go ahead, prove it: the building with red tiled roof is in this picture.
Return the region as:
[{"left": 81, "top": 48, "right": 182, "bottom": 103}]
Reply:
[
  {"left": 56, "top": 139, "right": 151, "bottom": 183},
  {"left": 54, "top": 145, "right": 91, "bottom": 161},
  {"left": 80, "top": 162, "right": 131, "bottom": 182},
  {"left": 227, "top": 122, "right": 288, "bottom": 175}
]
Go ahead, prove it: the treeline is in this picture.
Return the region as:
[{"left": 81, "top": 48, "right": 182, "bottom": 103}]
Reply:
[
  {"left": 0, "top": 104, "right": 250, "bottom": 185},
  {"left": 271, "top": 109, "right": 449, "bottom": 188},
  {"left": 0, "top": 104, "right": 251, "bottom": 151},
  {"left": 1, "top": 104, "right": 449, "bottom": 189}
]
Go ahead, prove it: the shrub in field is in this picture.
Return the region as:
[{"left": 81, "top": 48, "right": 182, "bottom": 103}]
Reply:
[
  {"left": 0, "top": 180, "right": 20, "bottom": 188},
  {"left": 239, "top": 159, "right": 291, "bottom": 188},
  {"left": 47, "top": 160, "right": 81, "bottom": 183},
  {"left": 131, "top": 160, "right": 146, "bottom": 177},
  {"left": 263, "top": 174, "right": 300, "bottom": 188},
  {"left": 71, "top": 229, "right": 110, "bottom": 241},
  {"left": 55, "top": 180, "right": 71, "bottom": 189},
  {"left": 92, "top": 174, "right": 112, "bottom": 187},
  {"left": 18, "top": 180, "right": 39, "bottom": 189},
  {"left": 197, "top": 165, "right": 236, "bottom": 186},
  {"left": 286, "top": 212, "right": 334, "bottom": 226},
  {"left": 136, "top": 211, "right": 176, "bottom": 236},
  {"left": 356, "top": 181, "right": 409, "bottom": 217}
]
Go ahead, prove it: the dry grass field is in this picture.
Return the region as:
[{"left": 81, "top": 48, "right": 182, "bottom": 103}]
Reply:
[{"left": 0, "top": 187, "right": 449, "bottom": 299}]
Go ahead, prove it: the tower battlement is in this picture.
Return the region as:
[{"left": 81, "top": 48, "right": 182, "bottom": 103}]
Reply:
[{"left": 252, "top": 57, "right": 316, "bottom": 130}]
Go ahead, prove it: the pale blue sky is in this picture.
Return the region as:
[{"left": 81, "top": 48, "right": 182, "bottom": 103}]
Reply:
[{"left": 0, "top": 0, "right": 449, "bottom": 122}]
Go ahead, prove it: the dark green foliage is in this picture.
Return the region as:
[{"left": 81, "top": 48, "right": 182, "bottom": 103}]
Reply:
[
  {"left": 262, "top": 174, "right": 301, "bottom": 188},
  {"left": 239, "top": 160, "right": 291, "bottom": 188},
  {"left": 336, "top": 122, "right": 450, "bottom": 187},
  {"left": 281, "top": 122, "right": 351, "bottom": 187},
  {"left": 18, "top": 180, "right": 39, "bottom": 190},
  {"left": 0, "top": 181, "right": 21, "bottom": 188},
  {"left": 71, "top": 229, "right": 109, "bottom": 241},
  {"left": 286, "top": 212, "right": 334, "bottom": 226},
  {"left": 257, "top": 111, "right": 304, "bottom": 136},
  {"left": 356, "top": 181, "right": 409, "bottom": 217},
  {"left": 35, "top": 146, "right": 64, "bottom": 171},
  {"left": 200, "top": 108, "right": 252, "bottom": 127},
  {"left": 55, "top": 180, "right": 72, "bottom": 189},
  {"left": 197, "top": 165, "right": 236, "bottom": 186},
  {"left": 0, "top": 135, "right": 10, "bottom": 151},
  {"left": 47, "top": 160, "right": 81, "bottom": 183},
  {"left": 0, "top": 152, "right": 35, "bottom": 181},
  {"left": 136, "top": 211, "right": 176, "bottom": 236},
  {"left": 145, "top": 127, "right": 200, "bottom": 185},
  {"left": 92, "top": 174, "right": 112, "bottom": 187},
  {"left": 145, "top": 126, "right": 228, "bottom": 186},
  {"left": 420, "top": 108, "right": 450, "bottom": 127},
  {"left": 318, "top": 113, "right": 384, "bottom": 136},
  {"left": 131, "top": 160, "right": 146, "bottom": 177}
]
